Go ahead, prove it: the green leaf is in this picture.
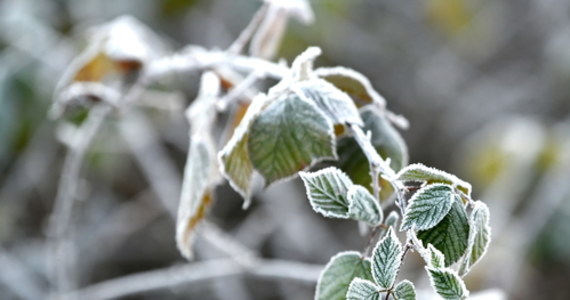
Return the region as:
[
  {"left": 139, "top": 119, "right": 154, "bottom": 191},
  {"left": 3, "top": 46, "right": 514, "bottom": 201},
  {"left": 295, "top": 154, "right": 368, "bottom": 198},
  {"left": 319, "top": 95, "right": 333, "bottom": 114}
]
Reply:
[
  {"left": 316, "top": 251, "right": 373, "bottom": 300},
  {"left": 371, "top": 228, "right": 403, "bottom": 289},
  {"left": 426, "top": 267, "right": 469, "bottom": 300},
  {"left": 459, "top": 201, "right": 491, "bottom": 275},
  {"left": 299, "top": 167, "right": 353, "bottom": 218},
  {"left": 401, "top": 184, "right": 455, "bottom": 231},
  {"left": 294, "top": 79, "right": 363, "bottom": 126},
  {"left": 347, "top": 278, "right": 381, "bottom": 300},
  {"left": 348, "top": 185, "right": 383, "bottom": 226},
  {"left": 417, "top": 200, "right": 470, "bottom": 266},
  {"left": 337, "top": 107, "right": 408, "bottom": 192},
  {"left": 426, "top": 244, "right": 445, "bottom": 268},
  {"left": 394, "top": 280, "right": 416, "bottom": 300},
  {"left": 396, "top": 164, "right": 472, "bottom": 196},
  {"left": 248, "top": 95, "right": 336, "bottom": 185},
  {"left": 315, "top": 66, "right": 386, "bottom": 108},
  {"left": 385, "top": 211, "right": 400, "bottom": 228}
]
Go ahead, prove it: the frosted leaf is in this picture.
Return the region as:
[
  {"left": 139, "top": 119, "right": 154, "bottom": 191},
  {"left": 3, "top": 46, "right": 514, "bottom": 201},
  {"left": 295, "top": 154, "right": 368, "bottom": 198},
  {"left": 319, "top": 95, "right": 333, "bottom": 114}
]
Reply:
[
  {"left": 316, "top": 251, "right": 373, "bottom": 300},
  {"left": 248, "top": 94, "right": 336, "bottom": 186},
  {"left": 299, "top": 167, "right": 353, "bottom": 218},
  {"left": 401, "top": 184, "right": 455, "bottom": 231},
  {"left": 417, "top": 200, "right": 470, "bottom": 266},
  {"left": 396, "top": 164, "right": 472, "bottom": 196},
  {"left": 371, "top": 228, "right": 403, "bottom": 289},
  {"left": 385, "top": 211, "right": 400, "bottom": 228},
  {"left": 52, "top": 16, "right": 165, "bottom": 117},
  {"left": 459, "top": 201, "right": 491, "bottom": 276},
  {"left": 426, "top": 244, "right": 445, "bottom": 268},
  {"left": 176, "top": 137, "right": 216, "bottom": 259},
  {"left": 219, "top": 94, "right": 269, "bottom": 206},
  {"left": 348, "top": 185, "right": 383, "bottom": 226},
  {"left": 346, "top": 278, "right": 381, "bottom": 300},
  {"left": 426, "top": 267, "right": 469, "bottom": 300},
  {"left": 394, "top": 280, "right": 416, "bottom": 300},
  {"left": 315, "top": 66, "right": 386, "bottom": 108},
  {"left": 293, "top": 79, "right": 363, "bottom": 126}
]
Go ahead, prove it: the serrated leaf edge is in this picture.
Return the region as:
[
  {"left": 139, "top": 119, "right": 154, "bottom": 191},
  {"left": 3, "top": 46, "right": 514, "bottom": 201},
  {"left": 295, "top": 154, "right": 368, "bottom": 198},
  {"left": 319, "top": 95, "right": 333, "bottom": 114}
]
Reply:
[
  {"left": 300, "top": 167, "right": 353, "bottom": 219},
  {"left": 315, "top": 250, "right": 370, "bottom": 300},
  {"left": 401, "top": 183, "right": 455, "bottom": 231},
  {"left": 396, "top": 163, "right": 472, "bottom": 196}
]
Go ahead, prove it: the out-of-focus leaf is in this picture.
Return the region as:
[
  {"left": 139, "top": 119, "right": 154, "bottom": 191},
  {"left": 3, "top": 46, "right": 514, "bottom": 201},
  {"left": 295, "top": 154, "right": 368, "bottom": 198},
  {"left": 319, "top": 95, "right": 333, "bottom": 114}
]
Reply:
[
  {"left": 315, "top": 66, "right": 386, "bottom": 108},
  {"left": 385, "top": 211, "right": 400, "bottom": 228},
  {"left": 294, "top": 79, "right": 363, "bottom": 126},
  {"left": 250, "top": 0, "right": 314, "bottom": 59},
  {"left": 394, "top": 280, "right": 416, "bottom": 300},
  {"left": 401, "top": 184, "right": 455, "bottom": 231},
  {"left": 337, "top": 107, "right": 408, "bottom": 194},
  {"left": 176, "top": 138, "right": 216, "bottom": 259},
  {"left": 371, "top": 228, "right": 402, "bottom": 289},
  {"left": 347, "top": 278, "right": 381, "bottom": 300},
  {"left": 53, "top": 16, "right": 166, "bottom": 117},
  {"left": 417, "top": 199, "right": 470, "bottom": 266},
  {"left": 316, "top": 251, "right": 373, "bottom": 300},
  {"left": 426, "top": 267, "right": 469, "bottom": 300},
  {"left": 348, "top": 185, "right": 383, "bottom": 226},
  {"left": 177, "top": 72, "right": 220, "bottom": 259},
  {"left": 248, "top": 95, "right": 336, "bottom": 185},
  {"left": 459, "top": 201, "right": 491, "bottom": 275},
  {"left": 396, "top": 163, "right": 472, "bottom": 196},
  {"left": 299, "top": 167, "right": 352, "bottom": 218}
]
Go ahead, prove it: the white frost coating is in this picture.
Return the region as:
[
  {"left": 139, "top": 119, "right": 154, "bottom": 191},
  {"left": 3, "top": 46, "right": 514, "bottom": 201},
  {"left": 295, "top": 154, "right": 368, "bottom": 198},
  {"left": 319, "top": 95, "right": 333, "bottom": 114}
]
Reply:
[
  {"left": 315, "top": 66, "right": 387, "bottom": 108},
  {"left": 348, "top": 185, "right": 383, "bottom": 226},
  {"left": 290, "top": 46, "right": 322, "bottom": 81},
  {"left": 299, "top": 167, "right": 353, "bottom": 219},
  {"left": 425, "top": 267, "right": 469, "bottom": 300},
  {"left": 371, "top": 227, "right": 403, "bottom": 289},
  {"left": 346, "top": 278, "right": 380, "bottom": 300},
  {"left": 401, "top": 184, "right": 454, "bottom": 231},
  {"left": 292, "top": 79, "right": 364, "bottom": 126},
  {"left": 396, "top": 163, "right": 472, "bottom": 196}
]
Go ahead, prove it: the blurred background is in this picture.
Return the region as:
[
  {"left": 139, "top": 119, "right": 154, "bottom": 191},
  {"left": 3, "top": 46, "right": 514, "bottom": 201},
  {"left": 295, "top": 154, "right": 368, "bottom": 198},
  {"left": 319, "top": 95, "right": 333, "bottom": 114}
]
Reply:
[{"left": 1, "top": 0, "right": 570, "bottom": 299}]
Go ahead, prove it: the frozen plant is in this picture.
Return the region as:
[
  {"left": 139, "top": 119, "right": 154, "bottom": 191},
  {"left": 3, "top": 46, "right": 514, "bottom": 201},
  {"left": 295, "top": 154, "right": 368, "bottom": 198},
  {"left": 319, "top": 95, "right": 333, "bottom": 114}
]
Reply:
[{"left": 50, "top": 1, "right": 491, "bottom": 299}]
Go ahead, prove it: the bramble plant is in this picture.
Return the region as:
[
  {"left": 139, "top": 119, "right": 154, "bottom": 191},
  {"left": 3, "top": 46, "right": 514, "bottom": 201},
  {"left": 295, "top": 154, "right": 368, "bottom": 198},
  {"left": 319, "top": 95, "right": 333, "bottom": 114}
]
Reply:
[{"left": 51, "top": 1, "right": 491, "bottom": 299}]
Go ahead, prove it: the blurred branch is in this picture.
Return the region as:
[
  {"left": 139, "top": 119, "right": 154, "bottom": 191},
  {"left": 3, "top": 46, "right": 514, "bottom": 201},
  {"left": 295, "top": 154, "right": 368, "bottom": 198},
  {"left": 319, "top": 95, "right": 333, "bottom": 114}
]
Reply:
[
  {"left": 0, "top": 250, "right": 45, "bottom": 300},
  {"left": 47, "top": 104, "right": 112, "bottom": 297},
  {"left": 60, "top": 258, "right": 322, "bottom": 300}
]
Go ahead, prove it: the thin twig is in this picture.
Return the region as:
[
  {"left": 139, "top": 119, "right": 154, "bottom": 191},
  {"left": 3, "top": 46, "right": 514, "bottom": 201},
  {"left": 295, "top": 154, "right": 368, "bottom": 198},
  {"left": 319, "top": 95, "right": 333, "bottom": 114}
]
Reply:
[
  {"left": 47, "top": 104, "right": 112, "bottom": 297},
  {"left": 59, "top": 258, "right": 323, "bottom": 300},
  {"left": 227, "top": 3, "right": 269, "bottom": 54}
]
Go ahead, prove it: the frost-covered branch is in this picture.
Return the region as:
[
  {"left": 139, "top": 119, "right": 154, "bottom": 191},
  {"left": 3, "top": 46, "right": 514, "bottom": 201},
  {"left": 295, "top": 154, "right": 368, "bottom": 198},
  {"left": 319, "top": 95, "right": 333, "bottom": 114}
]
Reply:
[{"left": 59, "top": 258, "right": 322, "bottom": 300}]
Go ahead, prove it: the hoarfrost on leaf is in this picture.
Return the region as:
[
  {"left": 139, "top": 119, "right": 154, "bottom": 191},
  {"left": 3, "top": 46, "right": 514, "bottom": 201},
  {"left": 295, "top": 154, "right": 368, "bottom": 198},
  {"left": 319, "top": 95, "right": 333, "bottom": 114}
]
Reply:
[
  {"left": 371, "top": 227, "right": 403, "bottom": 289},
  {"left": 426, "top": 267, "right": 469, "bottom": 300},
  {"left": 348, "top": 185, "right": 383, "bottom": 226},
  {"left": 396, "top": 163, "right": 472, "bottom": 196},
  {"left": 299, "top": 167, "right": 353, "bottom": 218},
  {"left": 417, "top": 199, "right": 470, "bottom": 266},
  {"left": 401, "top": 184, "right": 455, "bottom": 231},
  {"left": 346, "top": 278, "right": 381, "bottom": 300},
  {"left": 394, "top": 280, "right": 416, "bottom": 300}
]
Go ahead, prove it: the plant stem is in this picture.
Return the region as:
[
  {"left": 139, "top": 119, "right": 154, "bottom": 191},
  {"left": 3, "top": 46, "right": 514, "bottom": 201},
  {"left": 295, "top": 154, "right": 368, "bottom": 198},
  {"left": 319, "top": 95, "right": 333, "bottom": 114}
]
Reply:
[{"left": 47, "top": 105, "right": 112, "bottom": 297}]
